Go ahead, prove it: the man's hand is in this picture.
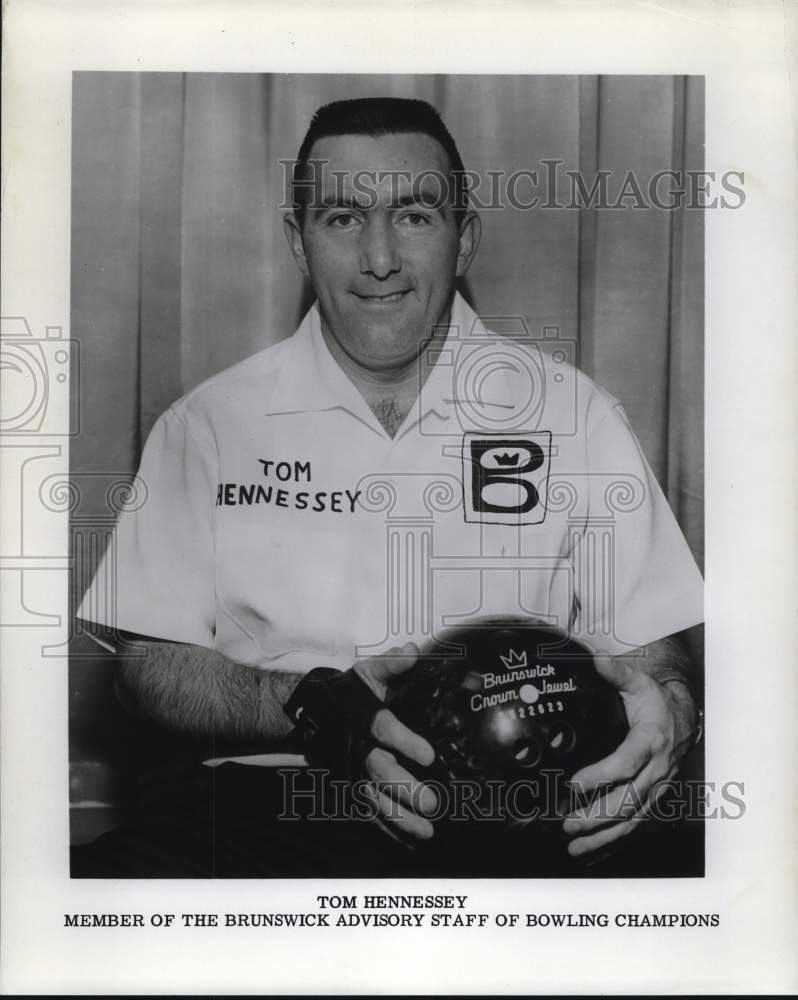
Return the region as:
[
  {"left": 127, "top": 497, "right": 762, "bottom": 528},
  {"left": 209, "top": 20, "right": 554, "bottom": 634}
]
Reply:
[
  {"left": 563, "top": 645, "right": 697, "bottom": 858},
  {"left": 284, "top": 643, "right": 439, "bottom": 842},
  {"left": 354, "top": 643, "right": 439, "bottom": 842}
]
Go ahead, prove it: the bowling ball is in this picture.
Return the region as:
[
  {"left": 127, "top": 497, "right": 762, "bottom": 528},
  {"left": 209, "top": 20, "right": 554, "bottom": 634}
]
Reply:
[{"left": 386, "top": 618, "right": 629, "bottom": 835}]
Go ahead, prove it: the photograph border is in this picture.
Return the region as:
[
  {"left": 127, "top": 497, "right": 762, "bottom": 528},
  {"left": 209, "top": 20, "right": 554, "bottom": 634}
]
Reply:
[{"left": 2, "top": 1, "right": 796, "bottom": 994}]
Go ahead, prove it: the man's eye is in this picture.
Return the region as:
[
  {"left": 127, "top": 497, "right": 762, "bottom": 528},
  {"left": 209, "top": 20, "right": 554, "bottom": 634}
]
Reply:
[
  {"left": 328, "top": 213, "right": 360, "bottom": 229},
  {"left": 398, "top": 211, "right": 432, "bottom": 227}
]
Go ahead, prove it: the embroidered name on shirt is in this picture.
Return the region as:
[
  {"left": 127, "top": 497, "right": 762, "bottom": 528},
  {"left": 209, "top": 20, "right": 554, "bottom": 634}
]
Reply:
[{"left": 216, "top": 458, "right": 361, "bottom": 514}]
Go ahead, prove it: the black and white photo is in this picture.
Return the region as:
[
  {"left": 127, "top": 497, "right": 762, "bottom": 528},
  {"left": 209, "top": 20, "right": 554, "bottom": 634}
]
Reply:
[
  {"left": 1, "top": 3, "right": 796, "bottom": 993},
  {"left": 68, "top": 74, "right": 706, "bottom": 879}
]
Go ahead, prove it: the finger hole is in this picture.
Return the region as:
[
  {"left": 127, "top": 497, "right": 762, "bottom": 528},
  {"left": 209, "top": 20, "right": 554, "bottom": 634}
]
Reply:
[{"left": 512, "top": 737, "right": 542, "bottom": 767}]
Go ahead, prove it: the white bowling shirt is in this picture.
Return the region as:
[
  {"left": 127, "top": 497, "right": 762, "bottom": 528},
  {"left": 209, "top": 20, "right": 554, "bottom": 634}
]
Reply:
[{"left": 77, "top": 293, "right": 703, "bottom": 667}]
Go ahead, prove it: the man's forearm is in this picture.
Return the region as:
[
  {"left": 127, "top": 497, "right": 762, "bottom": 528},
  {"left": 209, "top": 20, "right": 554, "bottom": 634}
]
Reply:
[{"left": 116, "top": 638, "right": 302, "bottom": 745}]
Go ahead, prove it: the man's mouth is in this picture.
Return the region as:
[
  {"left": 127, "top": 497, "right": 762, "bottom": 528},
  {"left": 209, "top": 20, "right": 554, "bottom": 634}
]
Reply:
[{"left": 353, "top": 290, "right": 411, "bottom": 304}]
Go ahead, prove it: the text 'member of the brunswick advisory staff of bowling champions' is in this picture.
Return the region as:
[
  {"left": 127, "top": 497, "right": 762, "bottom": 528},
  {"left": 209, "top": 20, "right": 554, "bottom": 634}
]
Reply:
[{"left": 73, "top": 96, "right": 705, "bottom": 878}]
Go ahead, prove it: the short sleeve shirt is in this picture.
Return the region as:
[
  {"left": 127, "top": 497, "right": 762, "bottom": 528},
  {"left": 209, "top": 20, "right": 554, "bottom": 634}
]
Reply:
[{"left": 78, "top": 293, "right": 704, "bottom": 665}]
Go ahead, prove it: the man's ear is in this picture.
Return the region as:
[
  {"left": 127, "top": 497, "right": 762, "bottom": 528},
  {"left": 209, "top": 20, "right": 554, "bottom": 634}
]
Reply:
[
  {"left": 455, "top": 210, "right": 482, "bottom": 278},
  {"left": 283, "top": 212, "right": 310, "bottom": 279}
]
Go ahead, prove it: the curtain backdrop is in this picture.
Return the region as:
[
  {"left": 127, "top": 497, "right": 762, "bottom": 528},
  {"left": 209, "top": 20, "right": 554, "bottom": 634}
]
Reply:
[
  {"left": 71, "top": 72, "right": 704, "bottom": 563},
  {"left": 69, "top": 74, "right": 704, "bottom": 827}
]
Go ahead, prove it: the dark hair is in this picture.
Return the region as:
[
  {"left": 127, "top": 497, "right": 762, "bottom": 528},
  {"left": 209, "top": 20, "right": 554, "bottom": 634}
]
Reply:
[{"left": 291, "top": 97, "right": 468, "bottom": 223}]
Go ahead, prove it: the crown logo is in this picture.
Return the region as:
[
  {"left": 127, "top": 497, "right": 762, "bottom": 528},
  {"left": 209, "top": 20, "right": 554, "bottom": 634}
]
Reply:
[
  {"left": 499, "top": 648, "right": 527, "bottom": 670},
  {"left": 494, "top": 452, "right": 519, "bottom": 467}
]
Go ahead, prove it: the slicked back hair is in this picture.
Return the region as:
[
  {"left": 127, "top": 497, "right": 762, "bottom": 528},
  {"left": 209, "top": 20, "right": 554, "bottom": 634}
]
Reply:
[{"left": 291, "top": 97, "right": 469, "bottom": 225}]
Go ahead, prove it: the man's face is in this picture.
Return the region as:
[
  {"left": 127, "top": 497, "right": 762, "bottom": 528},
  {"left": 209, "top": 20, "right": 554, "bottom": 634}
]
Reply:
[{"left": 284, "top": 132, "right": 480, "bottom": 374}]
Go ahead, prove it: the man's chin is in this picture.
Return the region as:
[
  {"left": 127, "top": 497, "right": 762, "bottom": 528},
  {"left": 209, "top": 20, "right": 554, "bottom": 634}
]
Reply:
[
  {"left": 321, "top": 307, "right": 442, "bottom": 375},
  {"left": 341, "top": 323, "right": 426, "bottom": 367},
  {"left": 352, "top": 346, "right": 425, "bottom": 375}
]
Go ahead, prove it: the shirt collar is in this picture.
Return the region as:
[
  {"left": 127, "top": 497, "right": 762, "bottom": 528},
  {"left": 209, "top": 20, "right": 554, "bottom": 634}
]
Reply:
[
  {"left": 264, "top": 291, "right": 490, "bottom": 427},
  {"left": 264, "top": 304, "right": 370, "bottom": 420}
]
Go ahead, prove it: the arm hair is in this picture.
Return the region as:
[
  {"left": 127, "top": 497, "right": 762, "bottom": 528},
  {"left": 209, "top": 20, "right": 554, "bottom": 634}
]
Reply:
[{"left": 115, "top": 637, "right": 301, "bottom": 745}]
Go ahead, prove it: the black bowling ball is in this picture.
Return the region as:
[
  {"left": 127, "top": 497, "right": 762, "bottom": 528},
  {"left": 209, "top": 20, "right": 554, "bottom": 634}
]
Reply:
[{"left": 386, "top": 618, "right": 629, "bottom": 835}]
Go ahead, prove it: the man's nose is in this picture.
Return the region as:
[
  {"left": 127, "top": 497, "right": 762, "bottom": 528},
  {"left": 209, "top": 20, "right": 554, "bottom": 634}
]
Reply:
[{"left": 359, "top": 216, "right": 400, "bottom": 279}]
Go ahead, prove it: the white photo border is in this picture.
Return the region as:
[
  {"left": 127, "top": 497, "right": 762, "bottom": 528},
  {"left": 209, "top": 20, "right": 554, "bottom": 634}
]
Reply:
[{"left": 2, "top": 0, "right": 796, "bottom": 994}]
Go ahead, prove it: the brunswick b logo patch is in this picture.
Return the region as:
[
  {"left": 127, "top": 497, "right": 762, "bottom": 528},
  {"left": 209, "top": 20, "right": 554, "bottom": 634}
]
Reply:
[{"left": 462, "top": 432, "right": 552, "bottom": 524}]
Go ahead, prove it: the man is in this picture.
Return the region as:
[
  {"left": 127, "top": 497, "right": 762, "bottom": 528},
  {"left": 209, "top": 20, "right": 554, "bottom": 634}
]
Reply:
[{"left": 74, "top": 97, "right": 703, "bottom": 876}]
